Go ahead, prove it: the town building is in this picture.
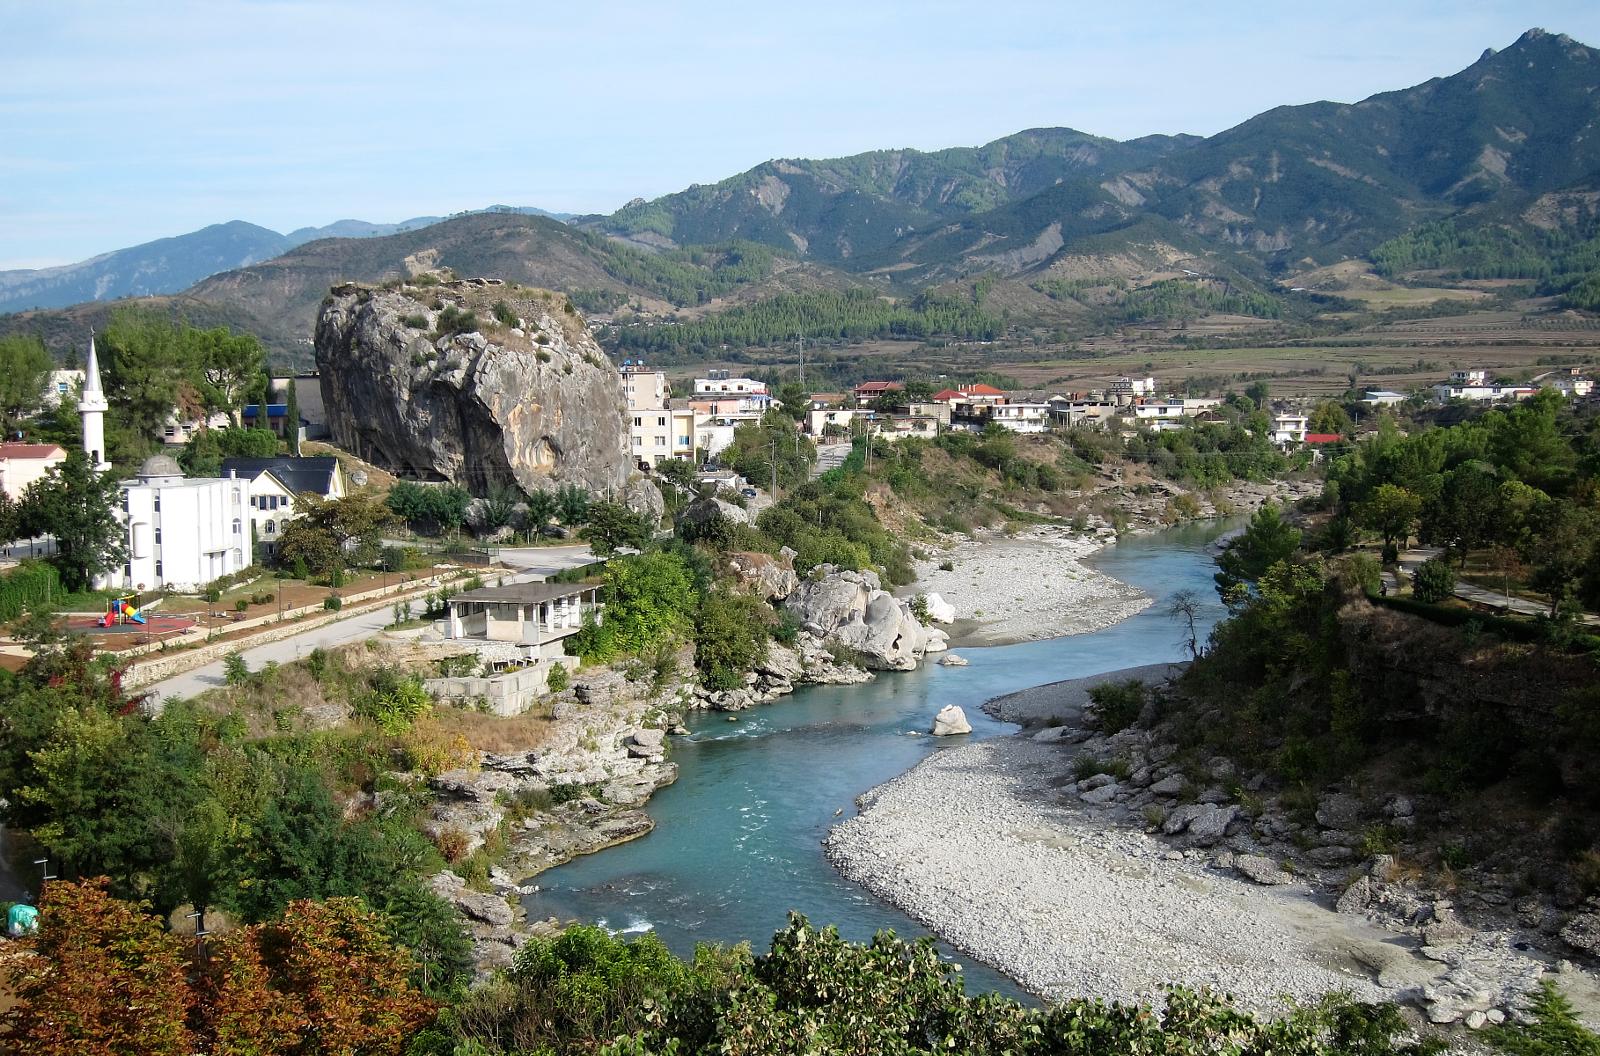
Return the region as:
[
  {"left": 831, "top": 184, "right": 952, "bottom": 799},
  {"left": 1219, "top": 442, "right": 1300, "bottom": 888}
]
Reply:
[
  {"left": 115, "top": 454, "right": 252, "bottom": 591},
  {"left": 41, "top": 369, "right": 84, "bottom": 407},
  {"left": 694, "top": 370, "right": 769, "bottom": 399},
  {"left": 852, "top": 381, "right": 904, "bottom": 406},
  {"left": 1361, "top": 390, "right": 1408, "bottom": 407},
  {"left": 220, "top": 456, "right": 347, "bottom": 554},
  {"left": 1431, "top": 370, "right": 1535, "bottom": 403},
  {"left": 621, "top": 361, "right": 703, "bottom": 468},
  {"left": 0, "top": 443, "right": 66, "bottom": 499},
  {"left": 1533, "top": 368, "right": 1594, "bottom": 398},
  {"left": 80, "top": 337, "right": 110, "bottom": 473},
  {"left": 807, "top": 406, "right": 857, "bottom": 437},
  {"left": 1108, "top": 376, "right": 1156, "bottom": 406},
  {"left": 1270, "top": 413, "right": 1309, "bottom": 446}
]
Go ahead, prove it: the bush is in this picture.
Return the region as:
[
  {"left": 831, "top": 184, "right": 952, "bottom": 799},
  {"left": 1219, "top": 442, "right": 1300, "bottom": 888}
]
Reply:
[
  {"left": 401, "top": 312, "right": 429, "bottom": 329},
  {"left": 1087, "top": 679, "right": 1145, "bottom": 734},
  {"left": 695, "top": 591, "right": 772, "bottom": 691},
  {"left": 546, "top": 663, "right": 569, "bottom": 694},
  {"left": 1413, "top": 557, "right": 1456, "bottom": 604},
  {"left": 491, "top": 299, "right": 518, "bottom": 328},
  {"left": 234, "top": 598, "right": 249, "bottom": 613},
  {"left": 202, "top": 586, "right": 222, "bottom": 604},
  {"left": 323, "top": 594, "right": 343, "bottom": 611},
  {"left": 223, "top": 650, "right": 250, "bottom": 686}
]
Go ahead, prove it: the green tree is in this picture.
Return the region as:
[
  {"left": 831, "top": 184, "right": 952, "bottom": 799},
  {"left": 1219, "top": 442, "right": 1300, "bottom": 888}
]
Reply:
[
  {"left": 19, "top": 449, "right": 129, "bottom": 592},
  {"left": 185, "top": 325, "right": 266, "bottom": 425},
  {"left": 0, "top": 334, "right": 53, "bottom": 435},
  {"left": 583, "top": 501, "right": 655, "bottom": 557},
  {"left": 569, "top": 550, "right": 698, "bottom": 661},
  {"left": 1420, "top": 463, "right": 1499, "bottom": 565},
  {"left": 556, "top": 484, "right": 591, "bottom": 530},
  {"left": 275, "top": 494, "right": 395, "bottom": 577},
  {"left": 773, "top": 380, "right": 809, "bottom": 423},
  {"left": 1214, "top": 503, "right": 1302, "bottom": 605},
  {"left": 726, "top": 410, "right": 815, "bottom": 494},
  {"left": 1526, "top": 502, "right": 1598, "bottom": 616},
  {"left": 1307, "top": 400, "right": 1353, "bottom": 436},
  {"left": 100, "top": 307, "right": 194, "bottom": 450},
  {"left": 695, "top": 590, "right": 772, "bottom": 690},
  {"left": 178, "top": 426, "right": 280, "bottom": 477},
  {"left": 283, "top": 378, "right": 300, "bottom": 456},
  {"left": 1412, "top": 558, "right": 1456, "bottom": 604},
  {"left": 1356, "top": 483, "right": 1422, "bottom": 557},
  {"left": 1487, "top": 390, "right": 1576, "bottom": 494},
  {"left": 522, "top": 488, "right": 558, "bottom": 537}
]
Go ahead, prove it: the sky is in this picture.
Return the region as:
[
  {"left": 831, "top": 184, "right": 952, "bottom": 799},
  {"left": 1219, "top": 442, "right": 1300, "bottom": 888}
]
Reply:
[{"left": 5, "top": 0, "right": 1600, "bottom": 269}]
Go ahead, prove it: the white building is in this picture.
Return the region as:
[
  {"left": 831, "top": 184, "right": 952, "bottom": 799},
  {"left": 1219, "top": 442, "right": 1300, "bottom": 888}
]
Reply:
[
  {"left": 220, "top": 456, "right": 347, "bottom": 554},
  {"left": 1431, "top": 370, "right": 1535, "bottom": 402},
  {"left": 694, "top": 371, "right": 770, "bottom": 400},
  {"left": 1362, "top": 390, "right": 1408, "bottom": 407},
  {"left": 1270, "top": 413, "right": 1309, "bottom": 446},
  {"left": 986, "top": 402, "right": 1051, "bottom": 433},
  {"left": 115, "top": 455, "right": 252, "bottom": 592},
  {"left": 41, "top": 369, "right": 84, "bottom": 407},
  {"left": 1108, "top": 376, "right": 1156, "bottom": 405},
  {"left": 80, "top": 338, "right": 110, "bottom": 473},
  {"left": 807, "top": 406, "right": 857, "bottom": 436}
]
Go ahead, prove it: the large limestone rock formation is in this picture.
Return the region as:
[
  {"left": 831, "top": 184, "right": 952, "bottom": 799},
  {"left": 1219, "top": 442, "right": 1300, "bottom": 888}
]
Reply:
[
  {"left": 315, "top": 279, "right": 630, "bottom": 498},
  {"left": 784, "top": 565, "right": 936, "bottom": 671}
]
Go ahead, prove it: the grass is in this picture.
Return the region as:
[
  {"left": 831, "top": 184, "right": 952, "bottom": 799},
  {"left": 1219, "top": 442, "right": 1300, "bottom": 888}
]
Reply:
[{"left": 418, "top": 704, "right": 555, "bottom": 755}]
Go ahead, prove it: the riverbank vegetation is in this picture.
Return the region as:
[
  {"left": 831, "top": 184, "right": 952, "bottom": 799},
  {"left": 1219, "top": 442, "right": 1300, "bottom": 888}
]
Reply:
[{"left": 1154, "top": 391, "right": 1600, "bottom": 900}]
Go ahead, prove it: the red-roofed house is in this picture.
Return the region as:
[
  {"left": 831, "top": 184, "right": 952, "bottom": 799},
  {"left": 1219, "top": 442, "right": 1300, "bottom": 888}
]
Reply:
[
  {"left": 961, "top": 383, "right": 1005, "bottom": 397},
  {"left": 853, "top": 381, "right": 904, "bottom": 405},
  {"left": 930, "top": 388, "right": 965, "bottom": 403},
  {"left": 0, "top": 443, "right": 66, "bottom": 499}
]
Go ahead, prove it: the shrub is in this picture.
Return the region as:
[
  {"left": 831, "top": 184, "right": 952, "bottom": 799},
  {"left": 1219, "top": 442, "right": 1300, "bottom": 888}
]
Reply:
[
  {"left": 203, "top": 586, "right": 222, "bottom": 604},
  {"left": 938, "top": 559, "right": 954, "bottom": 572},
  {"left": 1086, "top": 679, "right": 1145, "bottom": 734},
  {"left": 1413, "top": 557, "right": 1456, "bottom": 604},
  {"left": 323, "top": 594, "right": 343, "bottom": 611},
  {"left": 435, "top": 828, "right": 471, "bottom": 864},
  {"left": 223, "top": 650, "right": 250, "bottom": 686},
  {"left": 491, "top": 299, "right": 518, "bottom": 328},
  {"left": 434, "top": 305, "right": 478, "bottom": 336},
  {"left": 908, "top": 594, "right": 931, "bottom": 623},
  {"left": 546, "top": 663, "right": 569, "bottom": 694},
  {"left": 695, "top": 591, "right": 772, "bottom": 691},
  {"left": 401, "top": 312, "right": 429, "bottom": 329},
  {"left": 234, "top": 598, "right": 249, "bottom": 612},
  {"left": 356, "top": 672, "right": 433, "bottom": 734}
]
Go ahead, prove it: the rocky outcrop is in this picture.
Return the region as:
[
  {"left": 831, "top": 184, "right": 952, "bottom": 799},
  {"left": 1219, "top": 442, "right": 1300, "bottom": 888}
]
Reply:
[
  {"left": 727, "top": 550, "right": 799, "bottom": 601},
  {"left": 315, "top": 280, "right": 631, "bottom": 498},
  {"left": 784, "top": 565, "right": 937, "bottom": 671}
]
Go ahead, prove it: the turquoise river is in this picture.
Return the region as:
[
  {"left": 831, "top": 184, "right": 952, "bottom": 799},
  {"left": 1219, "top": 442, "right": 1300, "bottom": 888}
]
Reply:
[{"left": 522, "top": 521, "right": 1236, "bottom": 995}]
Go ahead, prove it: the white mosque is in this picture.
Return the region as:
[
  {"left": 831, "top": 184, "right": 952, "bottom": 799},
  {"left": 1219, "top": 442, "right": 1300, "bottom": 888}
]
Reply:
[{"left": 81, "top": 337, "right": 254, "bottom": 592}]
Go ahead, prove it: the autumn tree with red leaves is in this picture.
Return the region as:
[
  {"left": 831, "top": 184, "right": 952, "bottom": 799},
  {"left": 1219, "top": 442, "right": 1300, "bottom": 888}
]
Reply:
[{"left": 1, "top": 877, "right": 194, "bottom": 1056}]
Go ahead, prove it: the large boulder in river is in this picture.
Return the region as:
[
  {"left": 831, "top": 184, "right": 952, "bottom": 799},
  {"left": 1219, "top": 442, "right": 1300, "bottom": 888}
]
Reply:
[
  {"left": 832, "top": 592, "right": 930, "bottom": 671},
  {"left": 922, "top": 592, "right": 957, "bottom": 624},
  {"left": 931, "top": 705, "right": 973, "bottom": 736},
  {"left": 316, "top": 280, "right": 630, "bottom": 498}
]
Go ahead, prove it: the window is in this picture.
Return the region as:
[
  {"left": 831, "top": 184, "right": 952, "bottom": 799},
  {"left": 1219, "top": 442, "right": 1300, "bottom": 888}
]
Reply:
[
  {"left": 657, "top": 416, "right": 666, "bottom": 427},
  {"left": 57, "top": 382, "right": 68, "bottom": 394},
  {"left": 154, "top": 527, "right": 161, "bottom": 544},
  {"left": 123, "top": 563, "right": 131, "bottom": 578},
  {"left": 232, "top": 518, "right": 242, "bottom": 535},
  {"left": 155, "top": 560, "right": 163, "bottom": 578},
  {"left": 633, "top": 416, "right": 642, "bottom": 427},
  {"left": 265, "top": 519, "right": 276, "bottom": 535},
  {"left": 655, "top": 437, "right": 665, "bottom": 446},
  {"left": 163, "top": 425, "right": 177, "bottom": 437},
  {"left": 633, "top": 437, "right": 642, "bottom": 447}
]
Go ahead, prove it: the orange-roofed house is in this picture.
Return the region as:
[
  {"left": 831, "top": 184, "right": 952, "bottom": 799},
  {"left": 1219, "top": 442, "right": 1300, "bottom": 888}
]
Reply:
[
  {"left": 853, "top": 381, "right": 904, "bottom": 405},
  {"left": 0, "top": 443, "right": 66, "bottom": 499}
]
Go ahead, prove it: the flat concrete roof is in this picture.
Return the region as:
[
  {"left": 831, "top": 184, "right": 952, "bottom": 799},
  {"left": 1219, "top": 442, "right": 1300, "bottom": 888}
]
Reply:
[{"left": 451, "top": 581, "right": 600, "bottom": 605}]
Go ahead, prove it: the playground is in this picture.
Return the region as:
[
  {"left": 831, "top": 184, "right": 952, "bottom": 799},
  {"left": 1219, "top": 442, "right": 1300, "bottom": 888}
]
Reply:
[{"left": 65, "top": 595, "right": 197, "bottom": 647}]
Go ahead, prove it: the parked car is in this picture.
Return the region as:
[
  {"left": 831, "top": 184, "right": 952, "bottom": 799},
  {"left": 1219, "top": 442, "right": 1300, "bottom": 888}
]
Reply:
[{"left": 741, "top": 487, "right": 758, "bottom": 498}]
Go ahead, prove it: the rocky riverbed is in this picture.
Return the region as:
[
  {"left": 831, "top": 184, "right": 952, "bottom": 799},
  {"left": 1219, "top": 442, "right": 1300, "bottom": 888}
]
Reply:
[{"left": 828, "top": 669, "right": 1600, "bottom": 1026}]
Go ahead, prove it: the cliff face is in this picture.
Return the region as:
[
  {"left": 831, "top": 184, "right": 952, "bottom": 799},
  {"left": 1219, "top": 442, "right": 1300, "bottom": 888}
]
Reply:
[{"left": 315, "top": 279, "right": 630, "bottom": 497}]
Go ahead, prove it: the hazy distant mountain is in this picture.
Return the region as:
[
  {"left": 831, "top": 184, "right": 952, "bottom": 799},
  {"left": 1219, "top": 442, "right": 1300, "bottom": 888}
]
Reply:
[{"left": 0, "top": 205, "right": 573, "bottom": 314}]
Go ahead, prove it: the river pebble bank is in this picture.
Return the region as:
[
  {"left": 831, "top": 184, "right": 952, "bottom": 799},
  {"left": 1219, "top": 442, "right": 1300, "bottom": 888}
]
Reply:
[{"left": 827, "top": 736, "right": 1398, "bottom": 1010}]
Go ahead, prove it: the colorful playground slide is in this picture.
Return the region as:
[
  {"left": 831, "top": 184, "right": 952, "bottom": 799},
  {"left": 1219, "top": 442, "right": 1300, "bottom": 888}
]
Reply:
[{"left": 99, "top": 596, "right": 146, "bottom": 627}]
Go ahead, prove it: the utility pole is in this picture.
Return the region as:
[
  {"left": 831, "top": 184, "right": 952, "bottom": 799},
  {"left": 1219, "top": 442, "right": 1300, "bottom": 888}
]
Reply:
[
  {"left": 768, "top": 437, "right": 778, "bottom": 499},
  {"left": 797, "top": 330, "right": 805, "bottom": 391}
]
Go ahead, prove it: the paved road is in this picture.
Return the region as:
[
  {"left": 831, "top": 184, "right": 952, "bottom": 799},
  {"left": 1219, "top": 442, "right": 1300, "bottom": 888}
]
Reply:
[
  {"left": 1388, "top": 547, "right": 1596, "bottom": 623},
  {"left": 813, "top": 442, "right": 852, "bottom": 478},
  {"left": 144, "top": 545, "right": 595, "bottom": 705}
]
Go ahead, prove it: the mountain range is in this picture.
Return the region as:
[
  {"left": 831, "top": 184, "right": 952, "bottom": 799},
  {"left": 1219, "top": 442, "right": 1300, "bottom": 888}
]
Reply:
[
  {"left": 5, "top": 28, "right": 1599, "bottom": 364},
  {"left": 0, "top": 206, "right": 569, "bottom": 315}
]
